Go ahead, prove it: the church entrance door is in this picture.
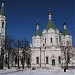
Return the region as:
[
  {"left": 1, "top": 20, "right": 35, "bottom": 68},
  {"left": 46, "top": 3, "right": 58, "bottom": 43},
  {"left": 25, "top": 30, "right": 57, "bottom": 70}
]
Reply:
[{"left": 52, "top": 59, "right": 55, "bottom": 66}]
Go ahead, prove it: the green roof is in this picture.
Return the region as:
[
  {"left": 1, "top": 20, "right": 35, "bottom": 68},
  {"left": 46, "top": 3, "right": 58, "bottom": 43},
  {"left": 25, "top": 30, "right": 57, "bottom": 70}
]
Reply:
[
  {"left": 62, "top": 29, "right": 69, "bottom": 36},
  {"left": 34, "top": 30, "right": 40, "bottom": 36},
  {"left": 46, "top": 20, "right": 56, "bottom": 30},
  {"left": 0, "top": 6, "right": 5, "bottom": 16},
  {"left": 0, "top": 0, "right": 5, "bottom": 16}
]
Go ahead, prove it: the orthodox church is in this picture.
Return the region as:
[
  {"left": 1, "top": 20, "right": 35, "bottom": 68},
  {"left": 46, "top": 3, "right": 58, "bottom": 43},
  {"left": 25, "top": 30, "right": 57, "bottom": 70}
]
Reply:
[
  {"left": 0, "top": 0, "right": 6, "bottom": 55},
  {"left": 0, "top": 0, "right": 73, "bottom": 69},
  {"left": 30, "top": 10, "right": 72, "bottom": 69}
]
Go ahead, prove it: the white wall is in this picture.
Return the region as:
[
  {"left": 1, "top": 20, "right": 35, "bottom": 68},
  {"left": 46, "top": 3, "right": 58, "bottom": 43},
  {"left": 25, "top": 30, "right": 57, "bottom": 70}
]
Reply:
[
  {"left": 31, "top": 25, "right": 72, "bottom": 69},
  {"left": 61, "top": 35, "right": 72, "bottom": 46},
  {"left": 0, "top": 15, "right": 6, "bottom": 55}
]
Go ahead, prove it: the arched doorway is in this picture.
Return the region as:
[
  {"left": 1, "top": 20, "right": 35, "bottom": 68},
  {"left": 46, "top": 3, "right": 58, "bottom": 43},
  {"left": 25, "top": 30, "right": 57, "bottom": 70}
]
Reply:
[{"left": 52, "top": 59, "right": 55, "bottom": 66}]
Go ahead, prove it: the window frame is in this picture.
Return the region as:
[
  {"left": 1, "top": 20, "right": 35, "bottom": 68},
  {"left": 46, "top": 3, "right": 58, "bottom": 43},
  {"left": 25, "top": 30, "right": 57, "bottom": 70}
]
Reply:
[
  {"left": 50, "top": 38, "right": 53, "bottom": 43},
  {"left": 36, "top": 57, "right": 39, "bottom": 64},
  {"left": 46, "top": 57, "right": 48, "bottom": 64},
  {"left": 45, "top": 38, "right": 46, "bottom": 44}
]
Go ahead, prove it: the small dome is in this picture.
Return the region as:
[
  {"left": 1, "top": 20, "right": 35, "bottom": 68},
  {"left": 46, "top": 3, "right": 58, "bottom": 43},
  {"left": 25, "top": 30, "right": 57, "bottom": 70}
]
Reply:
[
  {"left": 36, "top": 22, "right": 39, "bottom": 26},
  {"left": 63, "top": 22, "right": 67, "bottom": 25},
  {"left": 34, "top": 21, "right": 41, "bottom": 36},
  {"left": 56, "top": 29, "right": 59, "bottom": 33},
  {"left": 48, "top": 11, "right": 52, "bottom": 16},
  {"left": 32, "top": 36, "right": 35, "bottom": 39},
  {"left": 62, "top": 22, "right": 69, "bottom": 36},
  {"left": 70, "top": 35, "right": 72, "bottom": 38}
]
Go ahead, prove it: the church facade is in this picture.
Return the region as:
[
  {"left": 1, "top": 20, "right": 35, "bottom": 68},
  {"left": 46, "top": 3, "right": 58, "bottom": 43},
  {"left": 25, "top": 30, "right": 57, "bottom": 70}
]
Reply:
[{"left": 30, "top": 11, "right": 72, "bottom": 69}]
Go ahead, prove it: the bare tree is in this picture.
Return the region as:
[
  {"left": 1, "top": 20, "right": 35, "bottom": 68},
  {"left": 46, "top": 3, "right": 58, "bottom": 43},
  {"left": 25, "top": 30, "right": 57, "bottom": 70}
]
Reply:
[
  {"left": 4, "top": 36, "right": 30, "bottom": 69},
  {"left": 5, "top": 35, "right": 15, "bottom": 69},
  {"left": 61, "top": 45, "right": 75, "bottom": 70},
  {"left": 15, "top": 40, "right": 23, "bottom": 69},
  {"left": 21, "top": 39, "right": 30, "bottom": 68}
]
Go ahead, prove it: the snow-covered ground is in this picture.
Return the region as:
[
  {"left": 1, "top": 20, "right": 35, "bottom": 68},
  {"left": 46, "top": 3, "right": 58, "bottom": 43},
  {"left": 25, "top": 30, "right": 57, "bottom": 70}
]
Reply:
[{"left": 0, "top": 68, "right": 75, "bottom": 75}]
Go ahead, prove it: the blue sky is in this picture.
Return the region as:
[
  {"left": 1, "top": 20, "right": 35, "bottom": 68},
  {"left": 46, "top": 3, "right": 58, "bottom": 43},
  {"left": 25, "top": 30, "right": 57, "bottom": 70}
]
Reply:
[{"left": 0, "top": 0, "right": 75, "bottom": 45}]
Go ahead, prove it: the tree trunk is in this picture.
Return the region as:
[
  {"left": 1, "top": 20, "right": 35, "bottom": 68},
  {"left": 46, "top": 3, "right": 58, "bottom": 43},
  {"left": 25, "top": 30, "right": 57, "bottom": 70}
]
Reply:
[
  {"left": 2, "top": 55, "right": 4, "bottom": 69},
  {"left": 66, "top": 61, "right": 69, "bottom": 69},
  {"left": 21, "top": 57, "right": 24, "bottom": 69},
  {"left": 18, "top": 55, "right": 20, "bottom": 69},
  {"left": 1, "top": 49, "right": 4, "bottom": 69},
  {"left": 18, "top": 48, "right": 20, "bottom": 69},
  {"left": 8, "top": 51, "right": 10, "bottom": 69}
]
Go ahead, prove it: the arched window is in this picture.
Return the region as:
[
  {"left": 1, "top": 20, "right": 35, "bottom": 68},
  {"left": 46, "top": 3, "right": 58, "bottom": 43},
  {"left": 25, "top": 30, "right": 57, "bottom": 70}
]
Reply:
[
  {"left": 56, "top": 38, "right": 58, "bottom": 44},
  {"left": 50, "top": 38, "right": 53, "bottom": 43},
  {"left": 45, "top": 38, "right": 46, "bottom": 44},
  {"left": 36, "top": 57, "right": 39, "bottom": 64},
  {"left": 58, "top": 56, "right": 61, "bottom": 63},
  {"left": 1, "top": 20, "right": 4, "bottom": 28},
  {"left": 46, "top": 57, "right": 48, "bottom": 64},
  {"left": 52, "top": 59, "right": 55, "bottom": 66},
  {"left": 43, "top": 43, "right": 44, "bottom": 46}
]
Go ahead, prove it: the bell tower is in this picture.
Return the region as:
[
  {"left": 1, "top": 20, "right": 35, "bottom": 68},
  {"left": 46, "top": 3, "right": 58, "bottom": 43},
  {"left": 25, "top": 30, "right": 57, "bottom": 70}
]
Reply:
[
  {"left": 0, "top": 0, "right": 6, "bottom": 37},
  {"left": 0, "top": 0, "right": 6, "bottom": 55}
]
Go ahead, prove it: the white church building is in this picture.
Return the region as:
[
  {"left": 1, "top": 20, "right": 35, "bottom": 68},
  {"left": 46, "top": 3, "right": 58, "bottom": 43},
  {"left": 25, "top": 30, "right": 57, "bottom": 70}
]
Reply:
[{"left": 30, "top": 10, "right": 72, "bottom": 69}]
